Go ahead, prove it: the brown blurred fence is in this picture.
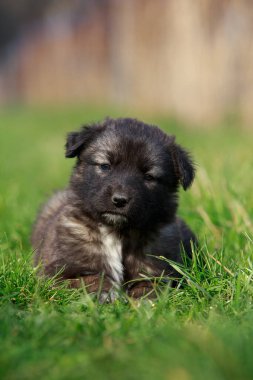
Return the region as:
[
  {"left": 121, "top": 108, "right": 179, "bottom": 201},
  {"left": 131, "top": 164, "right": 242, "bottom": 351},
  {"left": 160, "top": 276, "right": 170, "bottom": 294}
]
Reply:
[{"left": 0, "top": 0, "right": 253, "bottom": 126}]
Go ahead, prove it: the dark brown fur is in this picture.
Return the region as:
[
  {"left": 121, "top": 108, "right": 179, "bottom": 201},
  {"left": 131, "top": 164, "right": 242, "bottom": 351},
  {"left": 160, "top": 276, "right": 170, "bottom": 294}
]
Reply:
[{"left": 32, "top": 118, "right": 196, "bottom": 301}]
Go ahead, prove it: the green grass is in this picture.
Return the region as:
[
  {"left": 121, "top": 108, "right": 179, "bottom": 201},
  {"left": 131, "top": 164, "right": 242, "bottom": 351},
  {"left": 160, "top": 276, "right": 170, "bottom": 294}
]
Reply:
[{"left": 0, "top": 106, "right": 253, "bottom": 380}]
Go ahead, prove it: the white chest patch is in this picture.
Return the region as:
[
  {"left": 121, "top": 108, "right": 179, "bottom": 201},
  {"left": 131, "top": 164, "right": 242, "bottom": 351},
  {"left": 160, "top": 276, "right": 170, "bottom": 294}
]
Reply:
[{"left": 99, "top": 226, "right": 123, "bottom": 284}]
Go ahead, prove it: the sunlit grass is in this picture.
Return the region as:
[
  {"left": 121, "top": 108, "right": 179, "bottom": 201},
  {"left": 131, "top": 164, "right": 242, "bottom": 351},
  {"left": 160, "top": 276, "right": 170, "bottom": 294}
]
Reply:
[{"left": 0, "top": 106, "right": 253, "bottom": 380}]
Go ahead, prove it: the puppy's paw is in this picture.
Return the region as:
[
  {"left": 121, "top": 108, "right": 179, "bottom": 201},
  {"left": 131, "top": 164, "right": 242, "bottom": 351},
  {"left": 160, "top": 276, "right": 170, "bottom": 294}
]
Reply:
[
  {"left": 98, "top": 288, "right": 119, "bottom": 304},
  {"left": 67, "top": 274, "right": 112, "bottom": 292},
  {"left": 127, "top": 281, "right": 156, "bottom": 299}
]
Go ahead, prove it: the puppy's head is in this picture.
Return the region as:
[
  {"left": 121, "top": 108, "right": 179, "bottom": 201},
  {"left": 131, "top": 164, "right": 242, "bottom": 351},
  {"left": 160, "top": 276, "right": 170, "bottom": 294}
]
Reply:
[{"left": 66, "top": 118, "right": 195, "bottom": 231}]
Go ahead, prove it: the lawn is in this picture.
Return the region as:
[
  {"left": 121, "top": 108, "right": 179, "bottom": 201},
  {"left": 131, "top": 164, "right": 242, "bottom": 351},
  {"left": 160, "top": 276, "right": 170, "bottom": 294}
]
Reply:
[{"left": 0, "top": 106, "right": 253, "bottom": 380}]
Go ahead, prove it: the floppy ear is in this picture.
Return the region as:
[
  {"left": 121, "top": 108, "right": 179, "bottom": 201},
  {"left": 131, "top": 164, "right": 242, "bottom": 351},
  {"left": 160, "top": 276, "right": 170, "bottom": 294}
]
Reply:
[
  {"left": 170, "top": 143, "right": 195, "bottom": 190},
  {"left": 65, "top": 124, "right": 104, "bottom": 158},
  {"left": 65, "top": 131, "right": 86, "bottom": 158}
]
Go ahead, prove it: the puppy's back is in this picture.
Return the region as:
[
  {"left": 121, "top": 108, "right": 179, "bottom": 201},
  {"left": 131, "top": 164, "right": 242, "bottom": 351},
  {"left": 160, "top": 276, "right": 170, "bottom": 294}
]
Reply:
[{"left": 32, "top": 190, "right": 69, "bottom": 264}]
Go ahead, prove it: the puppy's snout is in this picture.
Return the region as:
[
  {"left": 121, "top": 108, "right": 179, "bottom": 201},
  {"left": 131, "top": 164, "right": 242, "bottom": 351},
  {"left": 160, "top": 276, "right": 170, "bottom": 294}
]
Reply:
[{"left": 111, "top": 193, "right": 129, "bottom": 208}]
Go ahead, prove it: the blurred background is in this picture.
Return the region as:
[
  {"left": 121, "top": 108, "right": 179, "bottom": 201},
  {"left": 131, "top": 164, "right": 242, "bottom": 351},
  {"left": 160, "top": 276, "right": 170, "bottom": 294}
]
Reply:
[{"left": 0, "top": 0, "right": 253, "bottom": 127}]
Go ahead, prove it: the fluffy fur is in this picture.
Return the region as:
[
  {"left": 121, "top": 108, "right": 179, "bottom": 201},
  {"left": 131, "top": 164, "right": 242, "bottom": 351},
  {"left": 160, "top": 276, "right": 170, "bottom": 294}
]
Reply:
[{"left": 32, "top": 118, "right": 196, "bottom": 300}]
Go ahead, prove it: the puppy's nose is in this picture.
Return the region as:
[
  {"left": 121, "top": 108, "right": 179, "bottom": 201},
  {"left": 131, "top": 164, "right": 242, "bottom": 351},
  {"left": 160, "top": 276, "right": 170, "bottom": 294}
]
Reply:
[{"left": 111, "top": 193, "right": 129, "bottom": 208}]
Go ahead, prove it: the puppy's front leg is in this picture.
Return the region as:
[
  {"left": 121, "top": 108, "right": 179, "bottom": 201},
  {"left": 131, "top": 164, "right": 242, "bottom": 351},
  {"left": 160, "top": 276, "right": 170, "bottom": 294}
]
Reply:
[
  {"left": 124, "top": 255, "right": 159, "bottom": 299},
  {"left": 127, "top": 280, "right": 156, "bottom": 299},
  {"left": 67, "top": 273, "right": 118, "bottom": 303}
]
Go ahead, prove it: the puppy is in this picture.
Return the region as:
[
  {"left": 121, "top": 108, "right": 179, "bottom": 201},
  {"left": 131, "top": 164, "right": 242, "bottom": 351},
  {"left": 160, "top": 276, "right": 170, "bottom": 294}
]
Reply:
[{"left": 32, "top": 118, "right": 196, "bottom": 301}]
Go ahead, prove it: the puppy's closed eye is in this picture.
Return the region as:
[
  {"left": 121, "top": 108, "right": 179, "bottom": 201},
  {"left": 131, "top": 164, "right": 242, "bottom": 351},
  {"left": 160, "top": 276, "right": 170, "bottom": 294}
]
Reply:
[
  {"left": 144, "top": 173, "right": 156, "bottom": 182},
  {"left": 99, "top": 163, "right": 111, "bottom": 172}
]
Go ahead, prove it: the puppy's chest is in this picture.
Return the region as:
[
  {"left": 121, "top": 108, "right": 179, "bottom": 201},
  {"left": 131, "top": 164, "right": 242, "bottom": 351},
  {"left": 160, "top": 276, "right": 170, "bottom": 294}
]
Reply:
[
  {"left": 99, "top": 227, "right": 155, "bottom": 284},
  {"left": 99, "top": 226, "right": 123, "bottom": 284}
]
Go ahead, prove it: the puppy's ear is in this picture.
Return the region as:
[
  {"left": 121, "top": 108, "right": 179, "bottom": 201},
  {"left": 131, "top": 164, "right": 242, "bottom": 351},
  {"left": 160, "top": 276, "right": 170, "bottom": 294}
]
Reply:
[
  {"left": 170, "top": 142, "right": 195, "bottom": 190},
  {"left": 65, "top": 124, "right": 104, "bottom": 158},
  {"left": 65, "top": 131, "right": 85, "bottom": 158}
]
